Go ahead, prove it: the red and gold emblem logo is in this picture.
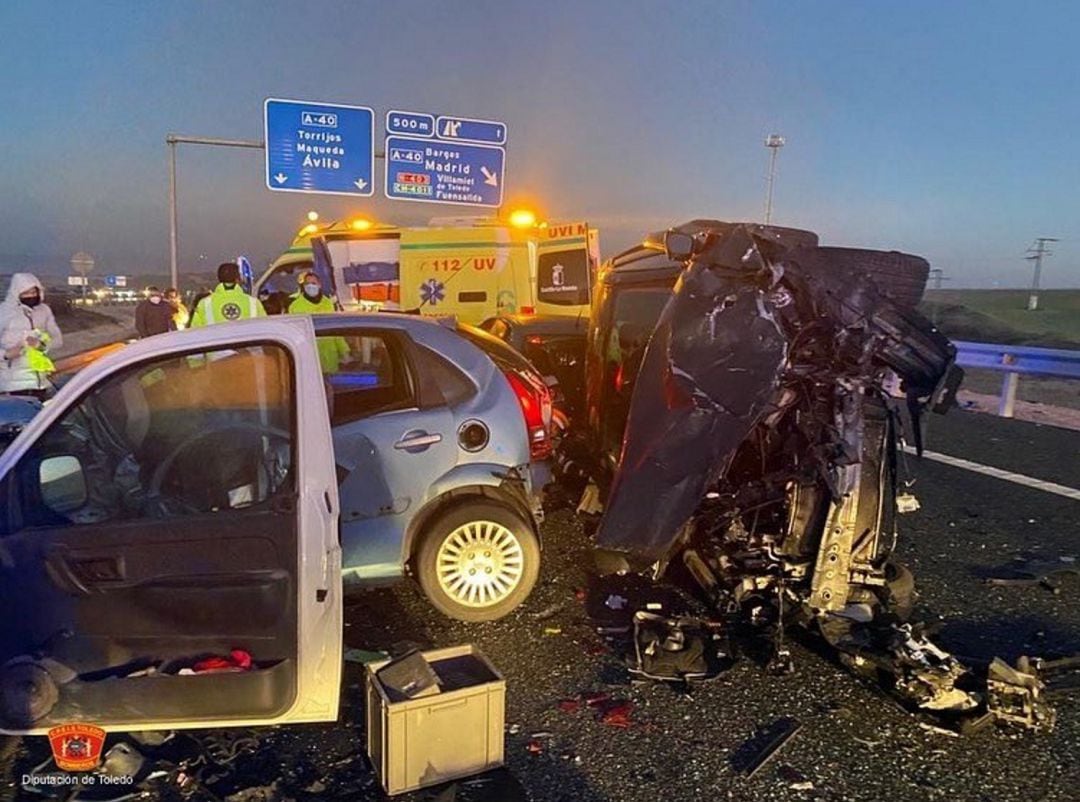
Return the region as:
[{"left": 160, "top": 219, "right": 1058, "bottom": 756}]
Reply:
[{"left": 47, "top": 724, "right": 106, "bottom": 771}]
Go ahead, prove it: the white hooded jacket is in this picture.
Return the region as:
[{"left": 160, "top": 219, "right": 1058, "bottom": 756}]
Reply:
[{"left": 0, "top": 273, "right": 63, "bottom": 393}]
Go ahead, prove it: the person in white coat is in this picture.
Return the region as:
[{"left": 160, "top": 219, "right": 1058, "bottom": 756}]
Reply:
[{"left": 0, "top": 273, "right": 63, "bottom": 399}]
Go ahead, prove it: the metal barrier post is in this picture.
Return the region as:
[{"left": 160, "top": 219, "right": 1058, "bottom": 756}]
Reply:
[{"left": 998, "top": 354, "right": 1019, "bottom": 418}]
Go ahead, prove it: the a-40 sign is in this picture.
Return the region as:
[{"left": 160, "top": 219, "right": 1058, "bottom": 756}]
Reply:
[{"left": 301, "top": 110, "right": 338, "bottom": 127}]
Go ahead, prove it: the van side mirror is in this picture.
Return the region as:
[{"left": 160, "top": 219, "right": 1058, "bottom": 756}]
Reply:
[
  {"left": 39, "top": 455, "right": 88, "bottom": 514},
  {"left": 664, "top": 231, "right": 696, "bottom": 262}
]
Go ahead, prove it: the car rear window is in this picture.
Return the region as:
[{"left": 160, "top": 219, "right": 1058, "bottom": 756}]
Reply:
[
  {"left": 412, "top": 344, "right": 475, "bottom": 407},
  {"left": 456, "top": 323, "right": 536, "bottom": 374}
]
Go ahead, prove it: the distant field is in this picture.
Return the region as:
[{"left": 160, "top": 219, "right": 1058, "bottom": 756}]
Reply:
[
  {"left": 921, "top": 288, "right": 1080, "bottom": 348},
  {"left": 919, "top": 289, "right": 1080, "bottom": 413}
]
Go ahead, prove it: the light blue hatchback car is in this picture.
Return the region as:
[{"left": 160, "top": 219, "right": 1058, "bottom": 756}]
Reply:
[{"left": 311, "top": 313, "right": 551, "bottom": 621}]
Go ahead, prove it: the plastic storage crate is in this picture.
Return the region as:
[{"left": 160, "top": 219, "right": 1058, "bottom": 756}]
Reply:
[{"left": 365, "top": 644, "right": 505, "bottom": 795}]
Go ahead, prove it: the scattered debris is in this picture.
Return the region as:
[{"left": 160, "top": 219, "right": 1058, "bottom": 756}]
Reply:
[
  {"left": 101, "top": 741, "right": 144, "bottom": 778},
  {"left": 852, "top": 736, "right": 883, "bottom": 747},
  {"left": 561, "top": 751, "right": 584, "bottom": 766},
  {"left": 918, "top": 722, "right": 960, "bottom": 738},
  {"left": 224, "top": 780, "right": 285, "bottom": 802},
  {"left": 627, "top": 611, "right": 729, "bottom": 683},
  {"left": 778, "top": 764, "right": 814, "bottom": 791},
  {"left": 582, "top": 691, "right": 610, "bottom": 707},
  {"left": 605, "top": 594, "right": 629, "bottom": 611},
  {"left": 732, "top": 717, "right": 802, "bottom": 778},
  {"left": 986, "top": 558, "right": 1080, "bottom": 593},
  {"left": 531, "top": 602, "right": 565, "bottom": 620},
  {"left": 343, "top": 648, "right": 390, "bottom": 664},
  {"left": 543, "top": 626, "right": 563, "bottom": 636},
  {"left": 986, "top": 656, "right": 1055, "bottom": 731}
]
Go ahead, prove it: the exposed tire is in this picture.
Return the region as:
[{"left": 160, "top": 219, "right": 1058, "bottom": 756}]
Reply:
[
  {"left": 810, "top": 247, "right": 930, "bottom": 309},
  {"left": 415, "top": 501, "right": 540, "bottom": 622}
]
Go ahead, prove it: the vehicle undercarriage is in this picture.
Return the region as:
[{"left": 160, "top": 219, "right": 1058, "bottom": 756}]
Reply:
[{"left": 591, "top": 224, "right": 1056, "bottom": 732}]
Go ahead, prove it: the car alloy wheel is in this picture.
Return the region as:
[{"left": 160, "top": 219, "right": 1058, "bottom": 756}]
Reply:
[{"left": 435, "top": 520, "right": 525, "bottom": 608}]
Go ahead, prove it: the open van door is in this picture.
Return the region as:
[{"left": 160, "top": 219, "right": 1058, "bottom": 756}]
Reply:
[
  {"left": 0, "top": 316, "right": 342, "bottom": 734},
  {"left": 535, "top": 221, "right": 592, "bottom": 317},
  {"left": 313, "top": 233, "right": 402, "bottom": 312}
]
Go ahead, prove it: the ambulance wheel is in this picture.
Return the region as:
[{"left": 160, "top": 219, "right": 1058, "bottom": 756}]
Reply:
[{"left": 415, "top": 501, "right": 540, "bottom": 622}]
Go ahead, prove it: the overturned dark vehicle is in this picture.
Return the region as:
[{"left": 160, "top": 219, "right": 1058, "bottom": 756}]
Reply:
[{"left": 589, "top": 221, "right": 1053, "bottom": 732}]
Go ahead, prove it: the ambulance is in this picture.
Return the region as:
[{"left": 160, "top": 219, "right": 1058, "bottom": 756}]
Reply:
[{"left": 254, "top": 213, "right": 600, "bottom": 324}]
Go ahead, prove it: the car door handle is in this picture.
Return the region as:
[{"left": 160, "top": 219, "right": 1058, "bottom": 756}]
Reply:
[{"left": 394, "top": 432, "right": 443, "bottom": 451}]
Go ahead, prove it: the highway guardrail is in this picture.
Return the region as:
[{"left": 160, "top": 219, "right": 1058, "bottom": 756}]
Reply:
[{"left": 953, "top": 340, "right": 1080, "bottom": 417}]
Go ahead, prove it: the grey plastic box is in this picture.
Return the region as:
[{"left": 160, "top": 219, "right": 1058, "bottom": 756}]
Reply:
[{"left": 365, "top": 644, "right": 506, "bottom": 796}]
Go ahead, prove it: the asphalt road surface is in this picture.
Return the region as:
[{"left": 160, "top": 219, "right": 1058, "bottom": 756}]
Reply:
[{"left": 4, "top": 411, "right": 1079, "bottom": 802}]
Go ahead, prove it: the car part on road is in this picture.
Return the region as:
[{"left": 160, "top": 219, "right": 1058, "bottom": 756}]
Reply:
[
  {"left": 415, "top": 501, "right": 540, "bottom": 622},
  {"left": 985, "top": 557, "right": 1080, "bottom": 592},
  {"left": 589, "top": 222, "right": 1056, "bottom": 732},
  {"left": 731, "top": 717, "right": 802, "bottom": 779},
  {"left": 627, "top": 612, "right": 730, "bottom": 683}
]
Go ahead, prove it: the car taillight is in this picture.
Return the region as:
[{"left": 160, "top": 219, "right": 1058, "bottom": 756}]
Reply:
[{"left": 505, "top": 370, "right": 553, "bottom": 460}]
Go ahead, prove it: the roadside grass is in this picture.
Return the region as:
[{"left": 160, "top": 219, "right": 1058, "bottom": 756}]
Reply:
[{"left": 922, "top": 289, "right": 1080, "bottom": 348}]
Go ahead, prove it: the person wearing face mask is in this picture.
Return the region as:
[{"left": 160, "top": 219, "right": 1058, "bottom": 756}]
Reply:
[
  {"left": 0, "top": 273, "right": 63, "bottom": 398},
  {"left": 190, "top": 262, "right": 266, "bottom": 328},
  {"left": 134, "top": 286, "right": 175, "bottom": 338},
  {"left": 287, "top": 271, "right": 349, "bottom": 372}
]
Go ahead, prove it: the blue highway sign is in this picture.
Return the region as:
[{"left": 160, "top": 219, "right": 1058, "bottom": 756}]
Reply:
[
  {"left": 435, "top": 115, "right": 507, "bottom": 145},
  {"left": 386, "top": 110, "right": 435, "bottom": 138},
  {"left": 264, "top": 98, "right": 374, "bottom": 196},
  {"left": 384, "top": 135, "right": 505, "bottom": 207}
]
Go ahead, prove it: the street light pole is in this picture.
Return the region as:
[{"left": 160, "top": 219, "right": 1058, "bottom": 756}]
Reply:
[
  {"left": 764, "top": 134, "right": 785, "bottom": 224},
  {"left": 168, "top": 136, "right": 179, "bottom": 289}
]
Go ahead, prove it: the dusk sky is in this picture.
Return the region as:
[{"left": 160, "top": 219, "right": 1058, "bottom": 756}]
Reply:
[{"left": 1, "top": 0, "right": 1077, "bottom": 287}]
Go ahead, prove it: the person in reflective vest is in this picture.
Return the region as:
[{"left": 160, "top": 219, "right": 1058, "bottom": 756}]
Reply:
[
  {"left": 190, "top": 262, "right": 266, "bottom": 327},
  {"left": 287, "top": 271, "right": 349, "bottom": 372}
]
